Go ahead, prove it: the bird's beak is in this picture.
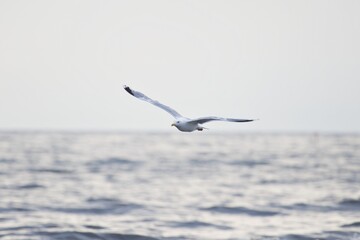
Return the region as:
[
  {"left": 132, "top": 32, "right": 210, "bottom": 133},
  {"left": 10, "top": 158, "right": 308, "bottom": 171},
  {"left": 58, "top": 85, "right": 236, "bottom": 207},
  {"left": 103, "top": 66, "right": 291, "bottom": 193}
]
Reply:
[{"left": 171, "top": 123, "right": 175, "bottom": 127}]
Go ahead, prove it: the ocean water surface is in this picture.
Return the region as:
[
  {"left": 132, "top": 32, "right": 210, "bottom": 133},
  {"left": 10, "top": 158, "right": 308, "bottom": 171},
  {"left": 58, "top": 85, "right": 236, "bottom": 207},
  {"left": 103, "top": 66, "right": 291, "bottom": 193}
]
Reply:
[{"left": 0, "top": 132, "right": 359, "bottom": 240}]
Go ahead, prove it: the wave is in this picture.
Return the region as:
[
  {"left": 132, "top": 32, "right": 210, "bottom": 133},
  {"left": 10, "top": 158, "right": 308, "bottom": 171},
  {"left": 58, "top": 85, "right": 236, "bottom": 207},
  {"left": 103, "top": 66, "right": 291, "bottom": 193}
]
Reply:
[
  {"left": 36, "top": 231, "right": 159, "bottom": 240},
  {"left": 276, "top": 200, "right": 360, "bottom": 214},
  {"left": 0, "top": 207, "right": 33, "bottom": 213},
  {"left": 17, "top": 183, "right": 45, "bottom": 189},
  {"left": 46, "top": 204, "right": 140, "bottom": 215},
  {"left": 0, "top": 217, "right": 10, "bottom": 222},
  {"left": 0, "top": 225, "right": 38, "bottom": 232},
  {"left": 87, "top": 157, "right": 140, "bottom": 172},
  {"left": 342, "top": 222, "right": 360, "bottom": 228},
  {"left": 277, "top": 202, "right": 335, "bottom": 212},
  {"left": 29, "top": 168, "right": 73, "bottom": 174},
  {"left": 86, "top": 197, "right": 126, "bottom": 203},
  {"left": 270, "top": 231, "right": 360, "bottom": 240},
  {"left": 339, "top": 198, "right": 360, "bottom": 208},
  {"left": 168, "top": 220, "right": 232, "bottom": 230},
  {"left": 46, "top": 198, "right": 142, "bottom": 215},
  {"left": 320, "top": 230, "right": 360, "bottom": 240},
  {"left": 84, "top": 225, "right": 106, "bottom": 230},
  {"left": 227, "top": 159, "right": 268, "bottom": 167},
  {"left": 0, "top": 158, "right": 15, "bottom": 163},
  {"left": 202, "top": 206, "right": 279, "bottom": 216},
  {"left": 273, "top": 234, "right": 318, "bottom": 240},
  {"left": 91, "top": 157, "right": 135, "bottom": 165}
]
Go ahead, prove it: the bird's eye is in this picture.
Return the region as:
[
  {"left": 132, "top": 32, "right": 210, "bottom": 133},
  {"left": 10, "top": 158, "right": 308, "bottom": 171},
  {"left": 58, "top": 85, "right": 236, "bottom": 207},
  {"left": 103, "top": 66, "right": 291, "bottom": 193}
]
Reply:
[{"left": 177, "top": 121, "right": 180, "bottom": 123}]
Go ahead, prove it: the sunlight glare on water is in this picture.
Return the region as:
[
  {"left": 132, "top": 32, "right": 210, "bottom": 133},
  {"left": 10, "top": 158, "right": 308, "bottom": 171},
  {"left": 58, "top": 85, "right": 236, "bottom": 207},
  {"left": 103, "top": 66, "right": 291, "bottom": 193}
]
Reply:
[{"left": 0, "top": 132, "right": 359, "bottom": 240}]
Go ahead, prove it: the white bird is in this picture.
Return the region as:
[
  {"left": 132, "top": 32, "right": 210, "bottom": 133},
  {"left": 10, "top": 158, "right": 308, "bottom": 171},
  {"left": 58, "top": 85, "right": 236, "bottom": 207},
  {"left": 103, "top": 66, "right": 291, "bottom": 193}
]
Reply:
[{"left": 123, "top": 85, "right": 256, "bottom": 132}]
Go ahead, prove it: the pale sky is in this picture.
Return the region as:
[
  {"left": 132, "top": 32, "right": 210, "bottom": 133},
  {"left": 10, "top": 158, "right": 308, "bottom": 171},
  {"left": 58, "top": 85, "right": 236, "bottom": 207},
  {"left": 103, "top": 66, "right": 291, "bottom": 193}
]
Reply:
[{"left": 0, "top": 0, "right": 359, "bottom": 132}]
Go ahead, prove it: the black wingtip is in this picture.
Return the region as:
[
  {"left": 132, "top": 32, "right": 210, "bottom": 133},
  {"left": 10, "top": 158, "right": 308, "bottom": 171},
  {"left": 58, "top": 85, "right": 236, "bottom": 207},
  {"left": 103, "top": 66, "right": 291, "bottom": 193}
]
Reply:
[{"left": 123, "top": 85, "right": 134, "bottom": 96}]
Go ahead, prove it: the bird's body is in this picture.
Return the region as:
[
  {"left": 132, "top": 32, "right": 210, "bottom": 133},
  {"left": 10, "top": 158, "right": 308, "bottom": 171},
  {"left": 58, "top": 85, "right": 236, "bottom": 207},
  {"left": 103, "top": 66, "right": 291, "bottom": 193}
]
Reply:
[
  {"left": 123, "top": 85, "right": 256, "bottom": 132},
  {"left": 171, "top": 118, "right": 204, "bottom": 132}
]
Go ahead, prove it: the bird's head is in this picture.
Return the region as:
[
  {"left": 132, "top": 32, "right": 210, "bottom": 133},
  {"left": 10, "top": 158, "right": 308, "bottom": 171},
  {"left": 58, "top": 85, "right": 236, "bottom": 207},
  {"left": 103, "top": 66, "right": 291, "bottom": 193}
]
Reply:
[{"left": 171, "top": 120, "right": 180, "bottom": 127}]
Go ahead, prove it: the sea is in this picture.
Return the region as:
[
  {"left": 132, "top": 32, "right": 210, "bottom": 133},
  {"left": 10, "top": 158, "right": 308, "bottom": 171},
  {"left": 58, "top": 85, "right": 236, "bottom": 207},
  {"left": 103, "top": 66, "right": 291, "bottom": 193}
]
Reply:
[{"left": 0, "top": 131, "right": 359, "bottom": 240}]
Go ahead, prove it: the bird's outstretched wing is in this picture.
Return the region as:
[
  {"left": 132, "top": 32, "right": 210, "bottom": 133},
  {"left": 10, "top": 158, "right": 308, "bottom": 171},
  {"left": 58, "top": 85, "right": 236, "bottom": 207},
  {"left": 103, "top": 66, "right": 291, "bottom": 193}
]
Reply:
[
  {"left": 123, "top": 85, "right": 183, "bottom": 119},
  {"left": 188, "top": 116, "right": 255, "bottom": 124}
]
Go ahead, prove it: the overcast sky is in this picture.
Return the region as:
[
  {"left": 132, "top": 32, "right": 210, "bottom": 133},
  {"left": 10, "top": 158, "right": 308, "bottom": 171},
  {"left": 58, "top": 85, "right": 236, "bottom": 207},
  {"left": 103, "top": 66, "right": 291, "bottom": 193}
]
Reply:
[{"left": 0, "top": 0, "right": 359, "bottom": 132}]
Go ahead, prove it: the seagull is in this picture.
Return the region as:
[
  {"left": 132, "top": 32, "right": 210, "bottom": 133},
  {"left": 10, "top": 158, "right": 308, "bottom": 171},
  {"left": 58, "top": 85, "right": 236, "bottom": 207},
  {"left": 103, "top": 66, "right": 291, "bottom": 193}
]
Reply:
[{"left": 123, "top": 85, "right": 256, "bottom": 132}]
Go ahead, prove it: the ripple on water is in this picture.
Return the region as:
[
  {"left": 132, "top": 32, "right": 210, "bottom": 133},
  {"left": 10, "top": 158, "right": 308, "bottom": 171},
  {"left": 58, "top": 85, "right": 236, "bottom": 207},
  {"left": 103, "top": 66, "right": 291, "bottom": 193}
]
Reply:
[
  {"left": 16, "top": 183, "right": 45, "bottom": 190},
  {"left": 342, "top": 222, "right": 360, "bottom": 228},
  {"left": 339, "top": 198, "right": 360, "bottom": 208},
  {"left": 46, "top": 197, "right": 142, "bottom": 215},
  {"left": 167, "top": 220, "right": 232, "bottom": 230},
  {"left": 202, "top": 206, "right": 280, "bottom": 216},
  {"left": 0, "top": 158, "right": 15, "bottom": 164},
  {"left": 84, "top": 225, "right": 106, "bottom": 230},
  {"left": 29, "top": 168, "right": 73, "bottom": 174},
  {"left": 0, "top": 217, "right": 10, "bottom": 222},
  {"left": 0, "top": 207, "right": 34, "bottom": 213},
  {"left": 276, "top": 202, "right": 336, "bottom": 212},
  {"left": 36, "top": 231, "right": 159, "bottom": 240},
  {"left": 274, "top": 234, "right": 318, "bottom": 240},
  {"left": 320, "top": 230, "right": 360, "bottom": 240},
  {"left": 87, "top": 157, "right": 140, "bottom": 172}
]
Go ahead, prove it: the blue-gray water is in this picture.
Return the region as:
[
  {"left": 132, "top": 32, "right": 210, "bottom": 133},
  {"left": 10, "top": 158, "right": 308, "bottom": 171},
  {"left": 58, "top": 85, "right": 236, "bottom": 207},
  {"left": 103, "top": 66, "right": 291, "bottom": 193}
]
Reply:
[{"left": 0, "top": 132, "right": 360, "bottom": 240}]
